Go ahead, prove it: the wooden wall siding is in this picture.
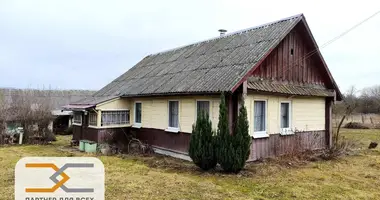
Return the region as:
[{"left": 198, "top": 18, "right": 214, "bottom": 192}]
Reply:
[
  {"left": 133, "top": 127, "right": 191, "bottom": 153},
  {"left": 73, "top": 126, "right": 191, "bottom": 153},
  {"left": 252, "top": 26, "right": 326, "bottom": 85},
  {"left": 72, "top": 125, "right": 129, "bottom": 143},
  {"left": 129, "top": 95, "right": 220, "bottom": 133},
  {"left": 249, "top": 130, "right": 326, "bottom": 161}
]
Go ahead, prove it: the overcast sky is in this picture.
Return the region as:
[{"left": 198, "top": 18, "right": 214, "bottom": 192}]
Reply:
[{"left": 0, "top": 0, "right": 379, "bottom": 92}]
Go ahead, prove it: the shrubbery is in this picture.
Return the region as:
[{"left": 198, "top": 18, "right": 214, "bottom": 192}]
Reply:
[
  {"left": 216, "top": 95, "right": 251, "bottom": 173},
  {"left": 188, "top": 111, "right": 217, "bottom": 170},
  {"left": 189, "top": 94, "right": 251, "bottom": 173}
]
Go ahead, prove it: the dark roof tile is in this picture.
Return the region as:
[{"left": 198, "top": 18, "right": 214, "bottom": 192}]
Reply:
[{"left": 91, "top": 14, "right": 303, "bottom": 97}]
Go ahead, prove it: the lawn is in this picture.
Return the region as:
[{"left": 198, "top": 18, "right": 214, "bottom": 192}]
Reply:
[{"left": 1, "top": 129, "right": 380, "bottom": 200}]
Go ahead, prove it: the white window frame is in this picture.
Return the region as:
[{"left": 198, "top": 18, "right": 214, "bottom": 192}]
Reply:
[
  {"left": 73, "top": 112, "right": 82, "bottom": 126},
  {"left": 166, "top": 100, "right": 180, "bottom": 133},
  {"left": 133, "top": 101, "right": 142, "bottom": 128},
  {"left": 280, "top": 101, "right": 293, "bottom": 135},
  {"left": 88, "top": 111, "right": 98, "bottom": 127},
  {"left": 252, "top": 99, "right": 269, "bottom": 138},
  {"left": 195, "top": 100, "right": 212, "bottom": 120},
  {"left": 100, "top": 109, "right": 130, "bottom": 127}
]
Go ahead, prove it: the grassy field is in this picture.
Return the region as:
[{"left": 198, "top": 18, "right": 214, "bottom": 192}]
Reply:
[{"left": 1, "top": 129, "right": 380, "bottom": 200}]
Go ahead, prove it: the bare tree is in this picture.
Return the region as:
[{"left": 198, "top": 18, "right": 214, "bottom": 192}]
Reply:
[
  {"left": 6, "top": 89, "right": 54, "bottom": 143},
  {"left": 360, "top": 85, "right": 380, "bottom": 114},
  {"left": 0, "top": 90, "right": 6, "bottom": 136},
  {"left": 334, "top": 86, "right": 359, "bottom": 143}
]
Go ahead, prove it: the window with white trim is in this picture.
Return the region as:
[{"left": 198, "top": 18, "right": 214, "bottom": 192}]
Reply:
[
  {"left": 73, "top": 112, "right": 82, "bottom": 125},
  {"left": 89, "top": 112, "right": 97, "bottom": 126},
  {"left": 101, "top": 110, "right": 130, "bottom": 126},
  {"left": 196, "top": 101, "right": 210, "bottom": 118},
  {"left": 280, "top": 102, "right": 292, "bottom": 134},
  {"left": 253, "top": 100, "right": 267, "bottom": 137},
  {"left": 168, "top": 101, "right": 179, "bottom": 128},
  {"left": 134, "top": 102, "right": 142, "bottom": 124}
]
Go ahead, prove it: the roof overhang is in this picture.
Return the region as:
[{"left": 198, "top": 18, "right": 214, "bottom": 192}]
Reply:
[
  {"left": 51, "top": 109, "right": 73, "bottom": 116},
  {"left": 62, "top": 96, "right": 119, "bottom": 111},
  {"left": 247, "top": 78, "right": 336, "bottom": 98},
  {"left": 62, "top": 104, "right": 95, "bottom": 111}
]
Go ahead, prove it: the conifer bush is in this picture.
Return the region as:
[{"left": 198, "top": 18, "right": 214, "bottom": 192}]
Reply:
[
  {"left": 188, "top": 110, "right": 217, "bottom": 170},
  {"left": 216, "top": 94, "right": 251, "bottom": 173},
  {"left": 232, "top": 103, "right": 251, "bottom": 171}
]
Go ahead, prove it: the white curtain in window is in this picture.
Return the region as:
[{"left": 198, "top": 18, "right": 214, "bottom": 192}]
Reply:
[
  {"left": 101, "top": 111, "right": 130, "bottom": 126},
  {"left": 135, "top": 103, "right": 142, "bottom": 123},
  {"left": 281, "top": 103, "right": 290, "bottom": 128},
  {"left": 169, "top": 101, "right": 179, "bottom": 128},
  {"left": 197, "top": 101, "right": 210, "bottom": 117},
  {"left": 254, "top": 101, "right": 265, "bottom": 132}
]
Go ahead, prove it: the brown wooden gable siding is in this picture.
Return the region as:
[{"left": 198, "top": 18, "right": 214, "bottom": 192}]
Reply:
[{"left": 252, "top": 24, "right": 327, "bottom": 86}]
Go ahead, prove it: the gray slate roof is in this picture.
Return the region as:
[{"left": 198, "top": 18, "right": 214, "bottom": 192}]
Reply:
[{"left": 93, "top": 14, "right": 303, "bottom": 97}]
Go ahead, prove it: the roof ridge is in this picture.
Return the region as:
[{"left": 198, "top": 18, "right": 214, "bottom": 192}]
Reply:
[{"left": 149, "top": 13, "right": 304, "bottom": 57}]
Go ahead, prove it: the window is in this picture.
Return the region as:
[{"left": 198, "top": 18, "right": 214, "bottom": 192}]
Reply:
[
  {"left": 73, "top": 112, "right": 82, "bottom": 125},
  {"left": 134, "top": 102, "right": 142, "bottom": 124},
  {"left": 253, "top": 100, "right": 267, "bottom": 138},
  {"left": 196, "top": 100, "right": 210, "bottom": 118},
  {"left": 101, "top": 110, "right": 130, "bottom": 126},
  {"left": 280, "top": 102, "right": 292, "bottom": 135},
  {"left": 89, "top": 112, "right": 97, "bottom": 126},
  {"left": 168, "top": 101, "right": 179, "bottom": 129}
]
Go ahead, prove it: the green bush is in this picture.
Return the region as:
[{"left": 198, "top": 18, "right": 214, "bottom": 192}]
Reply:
[
  {"left": 215, "top": 94, "right": 233, "bottom": 171},
  {"left": 188, "top": 110, "right": 217, "bottom": 170},
  {"left": 216, "top": 94, "right": 251, "bottom": 173},
  {"left": 231, "top": 103, "right": 251, "bottom": 170}
]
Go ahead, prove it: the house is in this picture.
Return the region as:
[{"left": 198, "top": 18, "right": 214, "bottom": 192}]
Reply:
[
  {"left": 0, "top": 88, "right": 95, "bottom": 135},
  {"left": 63, "top": 14, "right": 343, "bottom": 161}
]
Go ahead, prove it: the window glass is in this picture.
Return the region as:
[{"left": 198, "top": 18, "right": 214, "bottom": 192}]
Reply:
[
  {"left": 135, "top": 102, "right": 142, "bottom": 124},
  {"left": 89, "top": 112, "right": 97, "bottom": 126},
  {"left": 196, "top": 101, "right": 210, "bottom": 117},
  {"left": 169, "top": 101, "right": 179, "bottom": 128},
  {"left": 101, "top": 111, "right": 130, "bottom": 126},
  {"left": 254, "top": 101, "right": 266, "bottom": 132},
  {"left": 281, "top": 102, "right": 290, "bottom": 128},
  {"left": 73, "top": 112, "right": 82, "bottom": 124}
]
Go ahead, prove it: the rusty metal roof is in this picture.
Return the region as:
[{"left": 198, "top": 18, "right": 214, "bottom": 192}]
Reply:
[
  {"left": 92, "top": 14, "right": 303, "bottom": 97},
  {"left": 247, "top": 78, "right": 335, "bottom": 97}
]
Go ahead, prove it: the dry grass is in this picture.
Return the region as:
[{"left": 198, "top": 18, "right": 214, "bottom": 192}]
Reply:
[{"left": 1, "top": 129, "right": 380, "bottom": 199}]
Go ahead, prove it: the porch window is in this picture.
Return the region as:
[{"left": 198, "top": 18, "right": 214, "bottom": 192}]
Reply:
[
  {"left": 253, "top": 100, "right": 267, "bottom": 138},
  {"left": 73, "top": 112, "right": 82, "bottom": 125},
  {"left": 168, "top": 101, "right": 179, "bottom": 129},
  {"left": 134, "top": 102, "right": 142, "bottom": 125},
  {"left": 196, "top": 100, "right": 210, "bottom": 118},
  {"left": 88, "top": 112, "right": 97, "bottom": 126},
  {"left": 101, "top": 110, "right": 130, "bottom": 126},
  {"left": 280, "top": 102, "right": 292, "bottom": 135}
]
